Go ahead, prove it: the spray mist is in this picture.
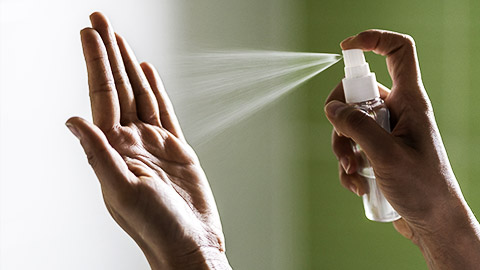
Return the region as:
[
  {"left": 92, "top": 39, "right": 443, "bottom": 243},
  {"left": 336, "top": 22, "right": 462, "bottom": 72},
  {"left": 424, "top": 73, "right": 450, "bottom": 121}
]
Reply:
[{"left": 341, "top": 49, "right": 400, "bottom": 222}]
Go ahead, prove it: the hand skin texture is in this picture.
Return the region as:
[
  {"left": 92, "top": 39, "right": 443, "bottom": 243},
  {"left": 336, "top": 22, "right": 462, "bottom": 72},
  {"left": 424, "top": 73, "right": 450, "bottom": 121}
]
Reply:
[
  {"left": 325, "top": 29, "right": 480, "bottom": 269},
  {"left": 66, "top": 12, "right": 231, "bottom": 270}
]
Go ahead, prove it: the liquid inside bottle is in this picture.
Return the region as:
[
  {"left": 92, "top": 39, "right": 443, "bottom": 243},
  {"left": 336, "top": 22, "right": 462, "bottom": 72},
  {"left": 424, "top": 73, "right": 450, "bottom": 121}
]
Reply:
[{"left": 351, "top": 97, "right": 401, "bottom": 222}]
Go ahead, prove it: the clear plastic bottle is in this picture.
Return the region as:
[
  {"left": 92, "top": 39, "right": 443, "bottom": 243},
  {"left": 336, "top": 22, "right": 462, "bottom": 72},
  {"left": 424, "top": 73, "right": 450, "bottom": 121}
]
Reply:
[{"left": 342, "top": 49, "right": 400, "bottom": 222}]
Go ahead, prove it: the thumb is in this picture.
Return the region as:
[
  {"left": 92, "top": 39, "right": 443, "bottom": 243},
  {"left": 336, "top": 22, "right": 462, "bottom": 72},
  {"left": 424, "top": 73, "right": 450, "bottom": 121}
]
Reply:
[
  {"left": 324, "top": 100, "right": 396, "bottom": 163},
  {"left": 65, "top": 117, "right": 132, "bottom": 192}
]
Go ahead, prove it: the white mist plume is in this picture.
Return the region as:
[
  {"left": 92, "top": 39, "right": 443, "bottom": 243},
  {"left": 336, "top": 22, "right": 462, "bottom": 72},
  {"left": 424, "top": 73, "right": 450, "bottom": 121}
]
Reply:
[{"left": 171, "top": 50, "right": 341, "bottom": 145}]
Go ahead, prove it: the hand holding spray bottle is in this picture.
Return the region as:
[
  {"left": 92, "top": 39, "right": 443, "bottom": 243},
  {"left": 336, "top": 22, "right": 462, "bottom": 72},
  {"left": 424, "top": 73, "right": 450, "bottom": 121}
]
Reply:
[{"left": 341, "top": 49, "right": 400, "bottom": 222}]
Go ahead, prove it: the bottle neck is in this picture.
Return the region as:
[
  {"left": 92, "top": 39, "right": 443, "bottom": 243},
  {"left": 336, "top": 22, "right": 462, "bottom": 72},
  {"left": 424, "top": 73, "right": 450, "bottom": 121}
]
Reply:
[
  {"left": 351, "top": 97, "right": 383, "bottom": 106},
  {"left": 342, "top": 72, "right": 379, "bottom": 104},
  {"left": 351, "top": 97, "right": 385, "bottom": 111}
]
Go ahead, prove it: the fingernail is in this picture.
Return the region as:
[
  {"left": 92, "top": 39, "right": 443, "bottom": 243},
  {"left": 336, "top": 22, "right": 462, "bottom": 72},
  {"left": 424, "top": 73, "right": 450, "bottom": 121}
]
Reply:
[
  {"left": 349, "top": 183, "right": 360, "bottom": 196},
  {"left": 334, "top": 128, "right": 345, "bottom": 137},
  {"left": 351, "top": 179, "right": 363, "bottom": 196},
  {"left": 340, "top": 36, "right": 355, "bottom": 47},
  {"left": 340, "top": 157, "right": 351, "bottom": 174},
  {"left": 66, "top": 122, "right": 81, "bottom": 139},
  {"left": 325, "top": 101, "right": 347, "bottom": 117},
  {"left": 340, "top": 34, "right": 359, "bottom": 49}
]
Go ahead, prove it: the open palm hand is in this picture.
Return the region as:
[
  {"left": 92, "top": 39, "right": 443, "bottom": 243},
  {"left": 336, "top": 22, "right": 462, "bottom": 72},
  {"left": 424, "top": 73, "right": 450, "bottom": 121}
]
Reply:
[{"left": 66, "top": 12, "right": 229, "bottom": 270}]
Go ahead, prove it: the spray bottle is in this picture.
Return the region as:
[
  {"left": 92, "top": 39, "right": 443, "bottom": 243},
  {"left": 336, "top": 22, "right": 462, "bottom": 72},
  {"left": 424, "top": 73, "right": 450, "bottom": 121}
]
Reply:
[{"left": 341, "top": 49, "right": 401, "bottom": 222}]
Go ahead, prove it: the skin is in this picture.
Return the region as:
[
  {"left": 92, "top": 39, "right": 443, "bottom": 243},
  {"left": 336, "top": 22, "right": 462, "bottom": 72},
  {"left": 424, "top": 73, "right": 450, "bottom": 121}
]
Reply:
[
  {"left": 66, "top": 12, "right": 231, "bottom": 270},
  {"left": 325, "top": 30, "right": 480, "bottom": 269}
]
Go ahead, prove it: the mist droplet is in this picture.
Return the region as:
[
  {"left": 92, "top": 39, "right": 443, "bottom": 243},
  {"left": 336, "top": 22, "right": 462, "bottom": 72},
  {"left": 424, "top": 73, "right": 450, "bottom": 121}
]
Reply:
[{"left": 171, "top": 50, "right": 341, "bottom": 145}]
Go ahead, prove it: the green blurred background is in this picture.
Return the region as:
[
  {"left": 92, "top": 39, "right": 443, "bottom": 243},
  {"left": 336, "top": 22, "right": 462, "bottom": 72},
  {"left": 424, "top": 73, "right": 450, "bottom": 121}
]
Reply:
[{"left": 174, "top": 0, "right": 480, "bottom": 269}]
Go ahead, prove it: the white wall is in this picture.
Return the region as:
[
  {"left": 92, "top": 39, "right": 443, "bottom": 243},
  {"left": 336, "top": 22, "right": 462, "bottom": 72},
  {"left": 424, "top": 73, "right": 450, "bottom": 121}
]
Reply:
[{"left": 0, "top": 1, "right": 177, "bottom": 269}]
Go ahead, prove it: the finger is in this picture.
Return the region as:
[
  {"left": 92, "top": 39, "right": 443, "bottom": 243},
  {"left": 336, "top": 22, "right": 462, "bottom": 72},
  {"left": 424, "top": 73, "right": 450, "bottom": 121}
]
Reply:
[
  {"left": 393, "top": 218, "right": 415, "bottom": 241},
  {"left": 376, "top": 82, "right": 402, "bottom": 128},
  {"left": 116, "top": 33, "right": 161, "bottom": 126},
  {"left": 325, "top": 81, "right": 345, "bottom": 104},
  {"left": 324, "top": 100, "right": 397, "bottom": 163},
  {"left": 340, "top": 29, "right": 421, "bottom": 88},
  {"left": 140, "top": 62, "right": 186, "bottom": 141},
  {"left": 65, "top": 117, "right": 135, "bottom": 195},
  {"left": 332, "top": 130, "right": 357, "bottom": 174},
  {"left": 90, "top": 12, "right": 137, "bottom": 123},
  {"left": 377, "top": 82, "right": 391, "bottom": 100},
  {"left": 80, "top": 28, "right": 120, "bottom": 131},
  {"left": 339, "top": 163, "right": 367, "bottom": 196},
  {"left": 325, "top": 82, "right": 391, "bottom": 137}
]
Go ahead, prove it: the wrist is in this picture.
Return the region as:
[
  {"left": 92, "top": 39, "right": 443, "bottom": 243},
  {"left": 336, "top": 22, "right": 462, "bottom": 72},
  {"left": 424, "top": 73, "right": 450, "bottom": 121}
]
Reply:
[
  {"left": 144, "top": 245, "right": 231, "bottom": 270},
  {"left": 201, "top": 247, "right": 232, "bottom": 270},
  {"left": 171, "top": 246, "right": 231, "bottom": 270},
  {"left": 413, "top": 195, "right": 480, "bottom": 269}
]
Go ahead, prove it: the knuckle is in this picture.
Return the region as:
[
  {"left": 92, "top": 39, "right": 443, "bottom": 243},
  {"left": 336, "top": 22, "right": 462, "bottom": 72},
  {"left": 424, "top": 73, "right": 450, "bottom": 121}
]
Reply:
[
  {"left": 85, "top": 146, "right": 112, "bottom": 171},
  {"left": 405, "top": 93, "right": 434, "bottom": 117},
  {"left": 86, "top": 150, "right": 98, "bottom": 168},
  {"left": 113, "top": 75, "right": 131, "bottom": 90},
  {"left": 104, "top": 124, "right": 123, "bottom": 138},
  {"left": 90, "top": 80, "right": 115, "bottom": 94},
  {"left": 375, "top": 143, "right": 403, "bottom": 169},
  {"left": 86, "top": 54, "right": 107, "bottom": 65},
  {"left": 402, "top": 34, "right": 416, "bottom": 47},
  {"left": 104, "top": 126, "right": 133, "bottom": 149},
  {"left": 145, "top": 113, "right": 160, "bottom": 125},
  {"left": 418, "top": 98, "right": 433, "bottom": 114},
  {"left": 112, "top": 68, "right": 128, "bottom": 81}
]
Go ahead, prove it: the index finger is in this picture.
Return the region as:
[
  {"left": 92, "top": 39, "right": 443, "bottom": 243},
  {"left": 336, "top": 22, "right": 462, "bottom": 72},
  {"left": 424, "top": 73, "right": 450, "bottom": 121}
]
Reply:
[
  {"left": 81, "top": 28, "right": 120, "bottom": 131},
  {"left": 340, "top": 30, "right": 421, "bottom": 88}
]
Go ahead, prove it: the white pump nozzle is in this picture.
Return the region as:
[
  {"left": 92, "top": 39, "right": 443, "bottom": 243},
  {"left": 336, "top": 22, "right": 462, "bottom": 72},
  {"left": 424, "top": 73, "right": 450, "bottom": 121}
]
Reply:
[
  {"left": 343, "top": 49, "right": 366, "bottom": 67},
  {"left": 343, "top": 49, "right": 371, "bottom": 79},
  {"left": 342, "top": 49, "right": 379, "bottom": 103}
]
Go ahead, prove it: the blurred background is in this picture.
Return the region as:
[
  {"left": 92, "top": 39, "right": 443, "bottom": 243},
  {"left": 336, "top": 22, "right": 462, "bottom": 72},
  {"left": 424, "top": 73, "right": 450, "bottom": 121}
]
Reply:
[{"left": 0, "top": 0, "right": 478, "bottom": 269}]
